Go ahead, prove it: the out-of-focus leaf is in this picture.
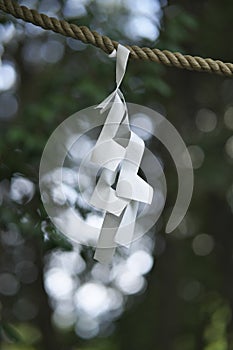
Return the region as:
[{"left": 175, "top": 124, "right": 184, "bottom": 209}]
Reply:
[{"left": 1, "top": 323, "right": 22, "bottom": 343}]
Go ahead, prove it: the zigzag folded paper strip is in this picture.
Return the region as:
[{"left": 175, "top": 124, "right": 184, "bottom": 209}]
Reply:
[{"left": 89, "top": 44, "right": 154, "bottom": 263}]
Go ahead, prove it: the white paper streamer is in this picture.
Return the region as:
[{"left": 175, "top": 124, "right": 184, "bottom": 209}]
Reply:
[{"left": 89, "top": 44, "right": 153, "bottom": 263}]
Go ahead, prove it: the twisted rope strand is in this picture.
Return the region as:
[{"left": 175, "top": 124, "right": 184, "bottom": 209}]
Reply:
[{"left": 0, "top": 0, "right": 233, "bottom": 76}]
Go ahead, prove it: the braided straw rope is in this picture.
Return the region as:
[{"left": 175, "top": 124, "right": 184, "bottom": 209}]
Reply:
[{"left": 0, "top": 0, "right": 233, "bottom": 76}]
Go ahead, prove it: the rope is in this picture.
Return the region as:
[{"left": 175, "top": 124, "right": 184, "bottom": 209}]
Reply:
[{"left": 0, "top": 0, "right": 233, "bottom": 77}]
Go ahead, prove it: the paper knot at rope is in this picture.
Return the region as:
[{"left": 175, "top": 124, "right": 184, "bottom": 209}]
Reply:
[
  {"left": 88, "top": 44, "right": 153, "bottom": 263},
  {"left": 0, "top": 0, "right": 233, "bottom": 76}
]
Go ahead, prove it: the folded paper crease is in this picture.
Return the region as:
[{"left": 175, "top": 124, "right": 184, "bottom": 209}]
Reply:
[{"left": 89, "top": 44, "right": 154, "bottom": 263}]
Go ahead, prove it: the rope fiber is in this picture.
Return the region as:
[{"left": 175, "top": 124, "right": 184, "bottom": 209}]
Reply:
[{"left": 0, "top": 0, "right": 233, "bottom": 77}]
